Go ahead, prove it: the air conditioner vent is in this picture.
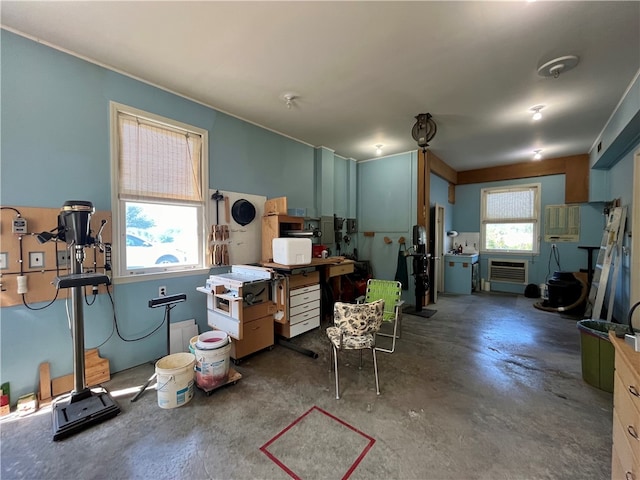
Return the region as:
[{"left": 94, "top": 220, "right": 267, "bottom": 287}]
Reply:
[{"left": 489, "top": 259, "right": 528, "bottom": 284}]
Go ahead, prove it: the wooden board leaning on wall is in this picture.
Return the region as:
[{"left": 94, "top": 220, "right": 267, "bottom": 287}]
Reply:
[{"left": 0, "top": 206, "right": 112, "bottom": 308}]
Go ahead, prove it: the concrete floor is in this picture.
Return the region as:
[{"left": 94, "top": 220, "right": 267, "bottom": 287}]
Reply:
[{"left": 1, "top": 291, "right": 612, "bottom": 479}]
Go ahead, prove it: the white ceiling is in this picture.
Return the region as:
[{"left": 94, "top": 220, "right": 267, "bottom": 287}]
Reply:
[{"left": 2, "top": 1, "right": 639, "bottom": 170}]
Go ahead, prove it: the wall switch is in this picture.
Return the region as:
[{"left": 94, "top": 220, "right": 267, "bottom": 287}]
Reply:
[
  {"left": 29, "top": 251, "right": 45, "bottom": 269},
  {"left": 12, "top": 218, "right": 27, "bottom": 234},
  {"left": 0, "top": 252, "right": 8, "bottom": 270},
  {"left": 159, "top": 286, "right": 167, "bottom": 296}
]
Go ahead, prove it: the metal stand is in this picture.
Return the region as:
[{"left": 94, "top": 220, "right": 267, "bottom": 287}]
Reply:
[
  {"left": 130, "top": 294, "right": 187, "bottom": 403},
  {"left": 52, "top": 256, "right": 119, "bottom": 441}
]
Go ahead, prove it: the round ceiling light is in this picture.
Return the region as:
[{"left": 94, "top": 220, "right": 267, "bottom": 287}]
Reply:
[{"left": 537, "top": 55, "right": 579, "bottom": 78}]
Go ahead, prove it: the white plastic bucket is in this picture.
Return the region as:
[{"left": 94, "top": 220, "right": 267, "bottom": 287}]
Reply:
[
  {"left": 196, "top": 330, "right": 228, "bottom": 350},
  {"left": 155, "top": 352, "right": 196, "bottom": 409},
  {"left": 195, "top": 334, "right": 232, "bottom": 391}
]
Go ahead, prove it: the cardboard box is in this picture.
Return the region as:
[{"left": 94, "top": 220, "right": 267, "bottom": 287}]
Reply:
[
  {"left": 264, "top": 197, "right": 287, "bottom": 216},
  {"left": 17, "top": 393, "right": 38, "bottom": 416}
]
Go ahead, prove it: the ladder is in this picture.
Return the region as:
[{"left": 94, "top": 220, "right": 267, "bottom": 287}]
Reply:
[{"left": 587, "top": 206, "right": 627, "bottom": 321}]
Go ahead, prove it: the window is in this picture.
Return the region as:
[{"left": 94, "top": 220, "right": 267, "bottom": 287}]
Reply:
[
  {"left": 480, "top": 184, "right": 541, "bottom": 254},
  {"left": 111, "top": 102, "right": 208, "bottom": 277}
]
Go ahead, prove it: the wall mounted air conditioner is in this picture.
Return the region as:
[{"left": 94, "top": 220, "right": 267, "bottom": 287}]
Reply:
[{"left": 488, "top": 259, "right": 528, "bottom": 284}]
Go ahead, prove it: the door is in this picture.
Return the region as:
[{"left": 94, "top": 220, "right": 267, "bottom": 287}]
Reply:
[{"left": 432, "top": 203, "right": 445, "bottom": 303}]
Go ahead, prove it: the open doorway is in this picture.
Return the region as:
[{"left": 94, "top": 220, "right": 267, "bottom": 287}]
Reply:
[{"left": 431, "top": 203, "right": 445, "bottom": 303}]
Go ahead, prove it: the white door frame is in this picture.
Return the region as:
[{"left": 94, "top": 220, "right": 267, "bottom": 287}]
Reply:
[
  {"left": 632, "top": 149, "right": 640, "bottom": 328},
  {"left": 432, "top": 203, "right": 445, "bottom": 303}
]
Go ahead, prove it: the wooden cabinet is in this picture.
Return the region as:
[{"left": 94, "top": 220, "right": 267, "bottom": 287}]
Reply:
[
  {"left": 274, "top": 271, "right": 321, "bottom": 339},
  {"left": 610, "top": 333, "right": 640, "bottom": 479},
  {"left": 261, "top": 215, "right": 304, "bottom": 263}
]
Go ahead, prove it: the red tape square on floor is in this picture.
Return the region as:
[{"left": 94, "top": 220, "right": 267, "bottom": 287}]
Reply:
[{"left": 260, "top": 405, "right": 376, "bottom": 480}]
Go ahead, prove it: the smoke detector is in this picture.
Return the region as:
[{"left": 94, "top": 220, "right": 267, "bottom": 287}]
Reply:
[{"left": 537, "top": 55, "right": 579, "bottom": 78}]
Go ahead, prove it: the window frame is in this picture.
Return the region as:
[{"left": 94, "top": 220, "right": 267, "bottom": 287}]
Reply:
[
  {"left": 110, "top": 101, "right": 209, "bottom": 281},
  {"left": 480, "top": 183, "right": 541, "bottom": 255}
]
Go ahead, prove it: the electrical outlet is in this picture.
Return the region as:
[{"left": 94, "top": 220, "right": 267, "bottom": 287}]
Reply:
[
  {"left": 0, "top": 252, "right": 8, "bottom": 270},
  {"left": 29, "top": 251, "right": 45, "bottom": 269},
  {"left": 159, "top": 286, "right": 167, "bottom": 296},
  {"left": 57, "top": 250, "right": 71, "bottom": 266}
]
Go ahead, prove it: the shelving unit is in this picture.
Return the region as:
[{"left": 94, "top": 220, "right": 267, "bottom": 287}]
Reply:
[{"left": 261, "top": 215, "right": 304, "bottom": 263}]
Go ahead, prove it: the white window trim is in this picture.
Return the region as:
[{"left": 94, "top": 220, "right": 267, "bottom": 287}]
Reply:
[
  {"left": 109, "top": 101, "right": 209, "bottom": 281},
  {"left": 480, "top": 182, "right": 541, "bottom": 255}
]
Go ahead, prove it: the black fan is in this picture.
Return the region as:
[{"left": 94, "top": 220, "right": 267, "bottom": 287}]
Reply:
[{"left": 411, "top": 113, "right": 437, "bottom": 151}]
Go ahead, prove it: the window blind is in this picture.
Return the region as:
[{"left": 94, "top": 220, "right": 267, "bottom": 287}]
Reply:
[
  {"left": 484, "top": 187, "right": 537, "bottom": 222},
  {"left": 118, "top": 113, "right": 202, "bottom": 203}
]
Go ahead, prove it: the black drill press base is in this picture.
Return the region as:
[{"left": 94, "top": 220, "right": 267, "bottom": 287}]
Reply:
[{"left": 52, "top": 389, "right": 120, "bottom": 441}]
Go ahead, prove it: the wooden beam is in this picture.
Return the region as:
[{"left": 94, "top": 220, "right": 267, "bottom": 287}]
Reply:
[
  {"left": 417, "top": 149, "right": 427, "bottom": 227},
  {"left": 428, "top": 150, "right": 458, "bottom": 185},
  {"left": 564, "top": 155, "right": 589, "bottom": 203},
  {"left": 456, "top": 154, "right": 589, "bottom": 184},
  {"left": 457, "top": 157, "right": 565, "bottom": 184}
]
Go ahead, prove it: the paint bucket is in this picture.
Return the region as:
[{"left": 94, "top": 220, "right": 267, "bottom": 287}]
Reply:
[
  {"left": 196, "top": 330, "right": 228, "bottom": 350},
  {"left": 155, "top": 352, "right": 196, "bottom": 409},
  {"left": 194, "top": 331, "right": 232, "bottom": 391},
  {"left": 189, "top": 335, "right": 199, "bottom": 354}
]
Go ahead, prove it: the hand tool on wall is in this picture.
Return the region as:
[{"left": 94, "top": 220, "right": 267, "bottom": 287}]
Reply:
[
  {"left": 211, "top": 190, "right": 224, "bottom": 224},
  {"left": 210, "top": 190, "right": 230, "bottom": 266}
]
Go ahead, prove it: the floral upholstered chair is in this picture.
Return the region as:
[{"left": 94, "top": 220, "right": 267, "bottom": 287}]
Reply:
[{"left": 326, "top": 299, "right": 384, "bottom": 399}]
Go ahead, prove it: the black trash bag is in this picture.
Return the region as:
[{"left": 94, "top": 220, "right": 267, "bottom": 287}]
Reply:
[
  {"left": 395, "top": 244, "right": 409, "bottom": 290},
  {"left": 524, "top": 283, "right": 540, "bottom": 298}
]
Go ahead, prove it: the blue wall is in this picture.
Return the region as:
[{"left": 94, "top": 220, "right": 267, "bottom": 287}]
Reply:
[
  {"left": 0, "top": 31, "right": 349, "bottom": 400},
  {"left": 356, "top": 152, "right": 418, "bottom": 302},
  {"left": 454, "top": 176, "right": 604, "bottom": 294}
]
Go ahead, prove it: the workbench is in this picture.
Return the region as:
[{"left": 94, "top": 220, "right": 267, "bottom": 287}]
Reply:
[{"left": 262, "top": 257, "right": 355, "bottom": 337}]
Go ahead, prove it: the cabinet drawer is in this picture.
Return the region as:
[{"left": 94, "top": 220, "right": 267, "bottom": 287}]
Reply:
[
  {"left": 611, "top": 447, "right": 625, "bottom": 480},
  {"left": 289, "top": 271, "right": 319, "bottom": 289},
  {"left": 616, "top": 353, "right": 640, "bottom": 415},
  {"left": 291, "top": 299, "right": 321, "bottom": 316},
  {"left": 290, "top": 308, "right": 320, "bottom": 326},
  {"left": 290, "top": 316, "right": 320, "bottom": 337},
  {"left": 615, "top": 372, "right": 640, "bottom": 456},
  {"left": 231, "top": 315, "right": 274, "bottom": 360},
  {"left": 291, "top": 283, "right": 320, "bottom": 296},
  {"left": 328, "top": 262, "right": 354, "bottom": 278},
  {"left": 244, "top": 302, "right": 276, "bottom": 322},
  {"left": 290, "top": 288, "right": 320, "bottom": 308},
  {"left": 613, "top": 410, "right": 640, "bottom": 477}
]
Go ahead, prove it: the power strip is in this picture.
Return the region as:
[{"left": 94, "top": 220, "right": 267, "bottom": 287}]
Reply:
[{"left": 625, "top": 334, "right": 640, "bottom": 352}]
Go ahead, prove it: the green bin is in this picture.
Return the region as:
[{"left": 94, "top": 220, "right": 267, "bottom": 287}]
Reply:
[{"left": 576, "top": 320, "right": 630, "bottom": 393}]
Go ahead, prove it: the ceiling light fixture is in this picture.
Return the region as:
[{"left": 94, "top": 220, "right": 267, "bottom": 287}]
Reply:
[
  {"left": 375, "top": 144, "right": 383, "bottom": 155},
  {"left": 533, "top": 149, "right": 543, "bottom": 161},
  {"left": 530, "top": 105, "right": 545, "bottom": 121},
  {"left": 282, "top": 93, "right": 297, "bottom": 109},
  {"left": 537, "top": 55, "right": 580, "bottom": 79}
]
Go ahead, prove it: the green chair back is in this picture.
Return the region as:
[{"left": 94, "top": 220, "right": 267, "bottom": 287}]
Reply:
[{"left": 365, "top": 279, "right": 402, "bottom": 322}]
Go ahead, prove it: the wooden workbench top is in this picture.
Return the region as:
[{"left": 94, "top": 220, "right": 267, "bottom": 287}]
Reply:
[{"left": 262, "top": 256, "right": 354, "bottom": 270}]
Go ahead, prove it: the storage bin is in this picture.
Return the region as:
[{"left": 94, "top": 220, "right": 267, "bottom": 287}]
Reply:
[{"left": 577, "top": 320, "right": 630, "bottom": 392}]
